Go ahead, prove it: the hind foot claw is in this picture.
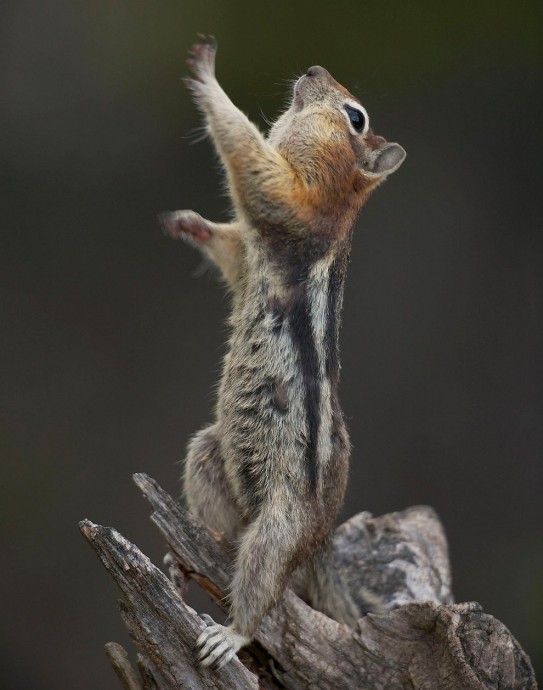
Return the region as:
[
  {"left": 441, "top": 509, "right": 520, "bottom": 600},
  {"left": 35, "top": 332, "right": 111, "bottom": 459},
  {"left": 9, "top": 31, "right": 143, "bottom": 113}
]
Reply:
[{"left": 196, "top": 617, "right": 249, "bottom": 669}]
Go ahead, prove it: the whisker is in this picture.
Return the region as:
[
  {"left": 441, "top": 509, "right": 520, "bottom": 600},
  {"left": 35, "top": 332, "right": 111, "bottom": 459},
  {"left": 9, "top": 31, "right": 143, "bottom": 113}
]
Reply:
[
  {"left": 258, "top": 105, "right": 273, "bottom": 127},
  {"left": 183, "top": 125, "right": 210, "bottom": 145}
]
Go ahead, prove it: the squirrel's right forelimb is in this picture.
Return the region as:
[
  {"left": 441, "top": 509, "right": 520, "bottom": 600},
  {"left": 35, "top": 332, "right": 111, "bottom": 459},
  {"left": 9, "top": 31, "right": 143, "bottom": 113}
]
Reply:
[{"left": 184, "top": 40, "right": 301, "bottom": 225}]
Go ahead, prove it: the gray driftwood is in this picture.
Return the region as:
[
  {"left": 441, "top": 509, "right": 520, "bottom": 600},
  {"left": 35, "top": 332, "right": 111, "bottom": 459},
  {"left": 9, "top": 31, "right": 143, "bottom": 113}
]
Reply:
[{"left": 80, "top": 473, "right": 537, "bottom": 689}]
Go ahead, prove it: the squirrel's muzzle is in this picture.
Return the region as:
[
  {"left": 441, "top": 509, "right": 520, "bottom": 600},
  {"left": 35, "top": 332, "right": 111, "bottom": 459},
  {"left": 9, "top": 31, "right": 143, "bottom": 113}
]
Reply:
[{"left": 306, "top": 65, "right": 332, "bottom": 80}]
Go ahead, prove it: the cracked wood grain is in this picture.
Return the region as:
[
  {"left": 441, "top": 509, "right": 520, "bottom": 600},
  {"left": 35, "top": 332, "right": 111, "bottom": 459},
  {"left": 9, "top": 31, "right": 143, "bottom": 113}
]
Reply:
[{"left": 80, "top": 475, "right": 537, "bottom": 690}]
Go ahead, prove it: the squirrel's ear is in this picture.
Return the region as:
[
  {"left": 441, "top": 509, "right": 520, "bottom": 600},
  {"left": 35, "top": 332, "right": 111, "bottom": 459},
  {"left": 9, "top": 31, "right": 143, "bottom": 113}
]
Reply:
[{"left": 359, "top": 143, "right": 406, "bottom": 178}]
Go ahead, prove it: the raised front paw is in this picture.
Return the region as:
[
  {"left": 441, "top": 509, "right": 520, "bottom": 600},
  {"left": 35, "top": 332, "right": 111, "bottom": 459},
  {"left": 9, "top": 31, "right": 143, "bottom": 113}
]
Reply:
[
  {"left": 196, "top": 616, "right": 249, "bottom": 669},
  {"left": 186, "top": 34, "right": 217, "bottom": 84},
  {"left": 159, "top": 210, "right": 211, "bottom": 243}
]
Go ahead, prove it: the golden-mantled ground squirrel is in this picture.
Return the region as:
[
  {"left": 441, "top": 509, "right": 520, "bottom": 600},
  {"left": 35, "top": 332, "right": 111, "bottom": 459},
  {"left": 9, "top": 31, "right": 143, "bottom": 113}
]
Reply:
[{"left": 161, "top": 36, "right": 405, "bottom": 669}]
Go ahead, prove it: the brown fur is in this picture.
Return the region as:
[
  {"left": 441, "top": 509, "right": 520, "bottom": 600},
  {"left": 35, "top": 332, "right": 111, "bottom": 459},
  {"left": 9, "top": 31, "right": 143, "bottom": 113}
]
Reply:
[{"left": 162, "top": 37, "right": 405, "bottom": 669}]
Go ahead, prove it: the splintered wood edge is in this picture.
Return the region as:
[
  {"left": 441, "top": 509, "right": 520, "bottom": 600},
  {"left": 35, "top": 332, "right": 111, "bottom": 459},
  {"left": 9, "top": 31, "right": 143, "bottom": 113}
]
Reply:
[
  {"left": 104, "top": 642, "right": 143, "bottom": 690},
  {"left": 79, "top": 519, "right": 259, "bottom": 690},
  {"left": 132, "top": 472, "right": 232, "bottom": 597}
]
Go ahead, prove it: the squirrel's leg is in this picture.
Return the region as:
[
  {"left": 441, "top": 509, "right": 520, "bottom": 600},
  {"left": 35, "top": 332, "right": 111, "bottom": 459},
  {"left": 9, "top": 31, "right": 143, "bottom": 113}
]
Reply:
[
  {"left": 160, "top": 210, "right": 243, "bottom": 289},
  {"left": 165, "top": 425, "right": 240, "bottom": 601},
  {"left": 292, "top": 546, "right": 386, "bottom": 625},
  {"left": 183, "top": 423, "right": 241, "bottom": 540},
  {"left": 184, "top": 37, "right": 301, "bottom": 223},
  {"left": 295, "top": 549, "right": 366, "bottom": 625},
  {"left": 197, "top": 495, "right": 318, "bottom": 668}
]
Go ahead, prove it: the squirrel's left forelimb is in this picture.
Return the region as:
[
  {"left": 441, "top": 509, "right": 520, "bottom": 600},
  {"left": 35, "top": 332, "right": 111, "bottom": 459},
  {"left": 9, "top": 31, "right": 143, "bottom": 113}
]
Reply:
[{"left": 160, "top": 210, "right": 243, "bottom": 290}]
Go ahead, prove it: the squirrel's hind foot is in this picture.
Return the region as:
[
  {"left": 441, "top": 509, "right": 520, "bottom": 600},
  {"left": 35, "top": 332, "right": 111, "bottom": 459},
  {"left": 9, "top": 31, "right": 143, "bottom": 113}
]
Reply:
[{"left": 196, "top": 616, "right": 249, "bottom": 669}]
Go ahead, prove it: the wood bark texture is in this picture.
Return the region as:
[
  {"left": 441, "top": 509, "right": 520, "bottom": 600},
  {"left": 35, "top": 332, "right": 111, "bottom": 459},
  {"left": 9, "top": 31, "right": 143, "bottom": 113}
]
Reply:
[{"left": 80, "top": 473, "right": 537, "bottom": 690}]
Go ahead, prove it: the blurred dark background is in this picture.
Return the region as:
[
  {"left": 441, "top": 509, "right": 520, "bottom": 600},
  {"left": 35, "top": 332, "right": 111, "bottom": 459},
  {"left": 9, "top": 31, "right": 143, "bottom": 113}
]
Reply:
[{"left": 2, "top": 1, "right": 542, "bottom": 687}]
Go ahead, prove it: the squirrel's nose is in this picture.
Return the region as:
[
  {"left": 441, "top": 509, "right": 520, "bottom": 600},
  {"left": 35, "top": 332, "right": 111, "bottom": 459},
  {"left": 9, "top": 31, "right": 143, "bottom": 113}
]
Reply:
[{"left": 306, "top": 65, "right": 330, "bottom": 79}]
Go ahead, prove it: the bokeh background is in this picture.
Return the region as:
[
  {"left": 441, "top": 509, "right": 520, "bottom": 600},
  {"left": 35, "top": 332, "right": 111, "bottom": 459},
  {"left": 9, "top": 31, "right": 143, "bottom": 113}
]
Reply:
[{"left": 2, "top": 1, "right": 542, "bottom": 687}]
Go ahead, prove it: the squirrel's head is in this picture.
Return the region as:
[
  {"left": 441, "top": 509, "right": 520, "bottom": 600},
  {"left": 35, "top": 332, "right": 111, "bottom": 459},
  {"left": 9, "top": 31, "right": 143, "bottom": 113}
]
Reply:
[{"left": 268, "top": 66, "right": 405, "bottom": 207}]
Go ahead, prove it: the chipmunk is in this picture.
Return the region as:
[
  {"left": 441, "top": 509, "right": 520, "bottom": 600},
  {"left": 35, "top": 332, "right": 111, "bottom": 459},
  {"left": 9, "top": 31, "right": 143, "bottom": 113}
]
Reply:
[{"left": 160, "top": 36, "right": 405, "bottom": 670}]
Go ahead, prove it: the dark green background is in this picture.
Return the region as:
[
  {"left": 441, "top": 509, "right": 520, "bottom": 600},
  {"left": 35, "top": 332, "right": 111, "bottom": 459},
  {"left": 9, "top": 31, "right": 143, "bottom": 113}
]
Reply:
[{"left": 2, "top": 1, "right": 542, "bottom": 687}]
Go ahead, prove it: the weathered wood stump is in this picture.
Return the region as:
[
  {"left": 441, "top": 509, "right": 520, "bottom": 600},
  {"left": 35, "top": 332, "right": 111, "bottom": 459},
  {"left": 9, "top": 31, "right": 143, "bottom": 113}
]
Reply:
[{"left": 80, "top": 474, "right": 537, "bottom": 689}]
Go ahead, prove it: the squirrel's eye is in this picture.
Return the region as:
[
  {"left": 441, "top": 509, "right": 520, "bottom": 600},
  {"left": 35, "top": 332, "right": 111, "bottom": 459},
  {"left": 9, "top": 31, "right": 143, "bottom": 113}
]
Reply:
[{"left": 344, "top": 105, "right": 367, "bottom": 134}]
